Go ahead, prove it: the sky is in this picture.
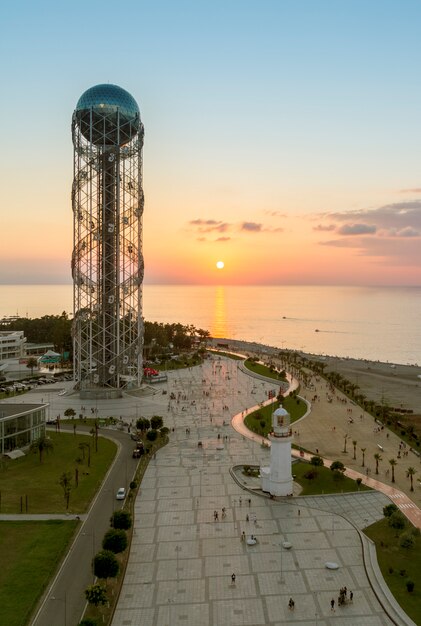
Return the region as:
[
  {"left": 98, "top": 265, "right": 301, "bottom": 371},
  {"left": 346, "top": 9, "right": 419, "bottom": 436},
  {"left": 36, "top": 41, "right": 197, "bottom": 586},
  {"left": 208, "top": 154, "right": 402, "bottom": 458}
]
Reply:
[{"left": 1, "top": 0, "right": 421, "bottom": 286}]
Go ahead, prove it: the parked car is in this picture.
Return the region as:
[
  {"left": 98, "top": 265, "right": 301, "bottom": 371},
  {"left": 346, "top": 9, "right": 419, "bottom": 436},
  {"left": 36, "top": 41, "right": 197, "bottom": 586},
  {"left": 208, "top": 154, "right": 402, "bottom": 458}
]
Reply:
[{"left": 116, "top": 487, "right": 126, "bottom": 500}]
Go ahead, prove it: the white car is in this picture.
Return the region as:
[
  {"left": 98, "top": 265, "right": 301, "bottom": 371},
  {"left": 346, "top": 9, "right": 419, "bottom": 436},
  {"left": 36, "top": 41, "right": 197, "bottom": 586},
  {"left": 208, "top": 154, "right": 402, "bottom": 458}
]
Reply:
[{"left": 116, "top": 487, "right": 126, "bottom": 500}]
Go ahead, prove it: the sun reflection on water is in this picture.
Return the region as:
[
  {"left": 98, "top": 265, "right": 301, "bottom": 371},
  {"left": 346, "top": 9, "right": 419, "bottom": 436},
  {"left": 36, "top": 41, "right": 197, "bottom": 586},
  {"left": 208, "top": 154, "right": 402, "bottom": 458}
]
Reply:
[{"left": 210, "top": 286, "right": 231, "bottom": 338}]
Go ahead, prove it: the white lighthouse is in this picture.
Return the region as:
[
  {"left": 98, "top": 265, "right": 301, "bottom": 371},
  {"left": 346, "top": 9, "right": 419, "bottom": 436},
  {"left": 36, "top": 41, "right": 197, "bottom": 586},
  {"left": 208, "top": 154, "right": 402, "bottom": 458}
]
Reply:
[{"left": 260, "top": 406, "right": 293, "bottom": 496}]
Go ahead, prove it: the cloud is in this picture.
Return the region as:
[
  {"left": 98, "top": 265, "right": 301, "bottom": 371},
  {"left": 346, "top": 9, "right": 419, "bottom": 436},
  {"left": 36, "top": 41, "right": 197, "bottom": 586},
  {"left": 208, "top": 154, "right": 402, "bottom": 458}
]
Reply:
[
  {"left": 190, "top": 219, "right": 219, "bottom": 226},
  {"left": 313, "top": 224, "right": 336, "bottom": 232},
  {"left": 241, "top": 222, "right": 262, "bottom": 232},
  {"left": 188, "top": 219, "right": 231, "bottom": 233},
  {"left": 400, "top": 188, "right": 421, "bottom": 193},
  {"left": 265, "top": 210, "right": 287, "bottom": 218},
  {"left": 188, "top": 218, "right": 283, "bottom": 238},
  {"left": 314, "top": 200, "right": 421, "bottom": 268},
  {"left": 391, "top": 227, "right": 420, "bottom": 237},
  {"left": 337, "top": 223, "right": 377, "bottom": 235}
]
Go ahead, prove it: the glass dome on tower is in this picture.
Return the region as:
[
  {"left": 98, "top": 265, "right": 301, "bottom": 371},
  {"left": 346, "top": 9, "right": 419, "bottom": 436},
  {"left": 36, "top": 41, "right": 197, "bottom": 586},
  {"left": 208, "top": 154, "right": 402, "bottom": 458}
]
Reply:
[{"left": 75, "top": 84, "right": 140, "bottom": 146}]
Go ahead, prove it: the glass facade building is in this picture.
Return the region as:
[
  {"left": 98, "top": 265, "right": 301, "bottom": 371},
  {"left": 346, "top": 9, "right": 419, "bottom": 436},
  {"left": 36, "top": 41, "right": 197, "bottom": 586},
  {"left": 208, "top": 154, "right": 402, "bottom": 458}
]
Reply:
[{"left": 0, "top": 403, "right": 47, "bottom": 454}]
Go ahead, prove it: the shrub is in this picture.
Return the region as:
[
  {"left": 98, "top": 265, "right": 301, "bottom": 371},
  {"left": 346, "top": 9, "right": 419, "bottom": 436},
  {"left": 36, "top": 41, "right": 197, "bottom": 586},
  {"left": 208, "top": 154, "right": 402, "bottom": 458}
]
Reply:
[
  {"left": 399, "top": 532, "right": 414, "bottom": 549},
  {"left": 330, "top": 460, "right": 345, "bottom": 473},
  {"left": 102, "top": 528, "right": 128, "bottom": 554},
  {"left": 406, "top": 580, "right": 415, "bottom": 593},
  {"left": 383, "top": 503, "right": 398, "bottom": 518},
  {"left": 356, "top": 477, "right": 362, "bottom": 487},
  {"left": 130, "top": 480, "right": 137, "bottom": 490},
  {"left": 388, "top": 511, "right": 406, "bottom": 530},
  {"left": 151, "top": 415, "right": 163, "bottom": 430},
  {"left": 93, "top": 550, "right": 119, "bottom": 579},
  {"left": 110, "top": 510, "right": 132, "bottom": 530},
  {"left": 146, "top": 429, "right": 158, "bottom": 442},
  {"left": 310, "top": 456, "right": 324, "bottom": 467},
  {"left": 304, "top": 470, "right": 317, "bottom": 480},
  {"left": 78, "top": 619, "right": 98, "bottom": 626}
]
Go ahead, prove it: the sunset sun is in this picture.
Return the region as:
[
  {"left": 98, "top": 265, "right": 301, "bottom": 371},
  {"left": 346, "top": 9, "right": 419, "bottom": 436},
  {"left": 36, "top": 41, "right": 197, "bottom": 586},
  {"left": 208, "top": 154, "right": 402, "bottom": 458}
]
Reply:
[{"left": 216, "top": 261, "right": 225, "bottom": 269}]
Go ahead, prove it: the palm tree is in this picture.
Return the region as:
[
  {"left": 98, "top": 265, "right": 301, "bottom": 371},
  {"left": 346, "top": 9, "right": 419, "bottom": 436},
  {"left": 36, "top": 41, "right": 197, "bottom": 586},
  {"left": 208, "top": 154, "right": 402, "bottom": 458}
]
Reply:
[
  {"left": 360, "top": 447, "right": 366, "bottom": 467},
  {"left": 79, "top": 442, "right": 91, "bottom": 467},
  {"left": 406, "top": 467, "right": 417, "bottom": 492},
  {"left": 374, "top": 453, "right": 382, "bottom": 475},
  {"left": 343, "top": 434, "right": 348, "bottom": 454},
  {"left": 59, "top": 471, "right": 72, "bottom": 509},
  {"left": 352, "top": 440, "right": 357, "bottom": 460},
  {"left": 30, "top": 435, "right": 54, "bottom": 464},
  {"left": 389, "top": 458, "right": 397, "bottom": 483}
]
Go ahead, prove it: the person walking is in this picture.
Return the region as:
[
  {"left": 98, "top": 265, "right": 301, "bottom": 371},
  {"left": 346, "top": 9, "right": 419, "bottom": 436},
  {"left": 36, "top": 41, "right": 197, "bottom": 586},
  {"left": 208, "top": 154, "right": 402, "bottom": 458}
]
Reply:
[
  {"left": 231, "top": 573, "right": 236, "bottom": 584},
  {"left": 331, "top": 598, "right": 335, "bottom": 611}
]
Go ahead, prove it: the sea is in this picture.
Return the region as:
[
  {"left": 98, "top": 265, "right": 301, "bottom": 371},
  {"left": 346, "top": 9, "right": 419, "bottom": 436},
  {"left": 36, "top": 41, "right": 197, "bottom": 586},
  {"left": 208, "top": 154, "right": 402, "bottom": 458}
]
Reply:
[{"left": 0, "top": 284, "right": 420, "bottom": 366}]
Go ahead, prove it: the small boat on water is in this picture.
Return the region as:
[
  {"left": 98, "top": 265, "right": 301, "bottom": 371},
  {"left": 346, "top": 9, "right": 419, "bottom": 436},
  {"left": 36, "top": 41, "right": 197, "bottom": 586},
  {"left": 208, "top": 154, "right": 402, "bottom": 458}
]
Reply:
[{"left": 315, "top": 329, "right": 320, "bottom": 332}]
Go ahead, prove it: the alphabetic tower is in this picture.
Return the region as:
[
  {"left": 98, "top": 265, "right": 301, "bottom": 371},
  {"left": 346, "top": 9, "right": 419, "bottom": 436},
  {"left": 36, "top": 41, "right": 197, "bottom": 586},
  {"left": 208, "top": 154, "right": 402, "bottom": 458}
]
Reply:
[{"left": 71, "top": 84, "right": 144, "bottom": 398}]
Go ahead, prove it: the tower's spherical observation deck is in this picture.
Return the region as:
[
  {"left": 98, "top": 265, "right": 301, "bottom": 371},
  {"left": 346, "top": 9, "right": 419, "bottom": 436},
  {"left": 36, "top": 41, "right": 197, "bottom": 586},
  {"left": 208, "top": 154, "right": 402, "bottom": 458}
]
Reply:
[{"left": 75, "top": 84, "right": 140, "bottom": 146}]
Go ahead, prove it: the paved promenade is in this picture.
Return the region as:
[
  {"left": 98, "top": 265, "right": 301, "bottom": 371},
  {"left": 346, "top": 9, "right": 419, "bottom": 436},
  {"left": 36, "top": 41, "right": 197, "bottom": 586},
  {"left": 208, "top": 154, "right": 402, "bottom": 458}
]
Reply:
[
  {"left": 111, "top": 356, "right": 416, "bottom": 626},
  {"left": 5, "top": 353, "right": 418, "bottom": 624}
]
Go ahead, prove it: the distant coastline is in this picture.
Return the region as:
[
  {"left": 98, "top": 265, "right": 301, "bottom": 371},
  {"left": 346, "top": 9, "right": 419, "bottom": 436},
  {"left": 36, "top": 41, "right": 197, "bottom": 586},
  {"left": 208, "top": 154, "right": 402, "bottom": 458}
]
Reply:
[
  {"left": 212, "top": 337, "right": 421, "bottom": 415},
  {"left": 0, "top": 284, "right": 419, "bottom": 365}
]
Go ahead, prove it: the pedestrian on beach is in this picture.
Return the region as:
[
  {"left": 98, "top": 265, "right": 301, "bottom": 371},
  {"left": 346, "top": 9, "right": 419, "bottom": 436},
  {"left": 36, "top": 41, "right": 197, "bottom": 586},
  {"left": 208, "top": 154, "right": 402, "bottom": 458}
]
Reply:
[
  {"left": 288, "top": 598, "right": 295, "bottom": 610},
  {"left": 350, "top": 591, "right": 353, "bottom": 602},
  {"left": 331, "top": 598, "right": 335, "bottom": 611},
  {"left": 246, "top": 514, "right": 249, "bottom": 522},
  {"left": 241, "top": 531, "right": 245, "bottom": 542},
  {"left": 231, "top": 573, "right": 236, "bottom": 584}
]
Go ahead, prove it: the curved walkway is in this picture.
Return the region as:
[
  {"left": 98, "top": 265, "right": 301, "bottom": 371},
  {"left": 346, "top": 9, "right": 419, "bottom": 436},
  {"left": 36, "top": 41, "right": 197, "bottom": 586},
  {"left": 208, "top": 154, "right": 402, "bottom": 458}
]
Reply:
[
  {"left": 112, "top": 357, "right": 416, "bottom": 626},
  {"left": 231, "top": 368, "right": 421, "bottom": 530}
]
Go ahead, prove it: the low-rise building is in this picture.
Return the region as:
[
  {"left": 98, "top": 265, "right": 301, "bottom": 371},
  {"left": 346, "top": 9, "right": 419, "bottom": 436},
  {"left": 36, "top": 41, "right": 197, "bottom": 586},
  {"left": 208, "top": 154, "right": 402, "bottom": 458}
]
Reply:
[
  {"left": 0, "top": 331, "right": 27, "bottom": 360},
  {"left": 0, "top": 403, "right": 47, "bottom": 454}
]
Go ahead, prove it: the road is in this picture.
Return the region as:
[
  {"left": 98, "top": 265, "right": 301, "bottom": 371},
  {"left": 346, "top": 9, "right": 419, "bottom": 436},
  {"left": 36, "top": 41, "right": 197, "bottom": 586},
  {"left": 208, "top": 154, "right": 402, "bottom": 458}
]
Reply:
[{"left": 31, "top": 426, "right": 139, "bottom": 626}]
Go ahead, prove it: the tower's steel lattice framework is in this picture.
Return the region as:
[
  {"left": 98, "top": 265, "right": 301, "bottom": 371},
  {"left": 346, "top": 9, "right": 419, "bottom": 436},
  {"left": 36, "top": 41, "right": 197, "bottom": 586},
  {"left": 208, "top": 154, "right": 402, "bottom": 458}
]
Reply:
[{"left": 71, "top": 84, "right": 144, "bottom": 396}]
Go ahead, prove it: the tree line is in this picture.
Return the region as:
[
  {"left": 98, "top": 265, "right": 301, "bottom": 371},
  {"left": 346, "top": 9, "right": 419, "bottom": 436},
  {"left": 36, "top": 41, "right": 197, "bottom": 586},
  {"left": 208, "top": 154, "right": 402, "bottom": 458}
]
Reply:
[{"left": 4, "top": 315, "right": 210, "bottom": 358}]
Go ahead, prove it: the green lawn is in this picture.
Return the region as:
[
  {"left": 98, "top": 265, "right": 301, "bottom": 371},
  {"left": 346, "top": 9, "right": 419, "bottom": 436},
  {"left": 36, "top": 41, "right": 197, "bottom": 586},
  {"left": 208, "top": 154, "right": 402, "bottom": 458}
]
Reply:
[
  {"left": 365, "top": 517, "right": 421, "bottom": 625},
  {"left": 0, "top": 520, "right": 78, "bottom": 626},
  {"left": 0, "top": 432, "right": 117, "bottom": 513},
  {"left": 244, "top": 397, "right": 307, "bottom": 437},
  {"left": 244, "top": 359, "right": 287, "bottom": 382},
  {"left": 292, "top": 460, "right": 371, "bottom": 495}
]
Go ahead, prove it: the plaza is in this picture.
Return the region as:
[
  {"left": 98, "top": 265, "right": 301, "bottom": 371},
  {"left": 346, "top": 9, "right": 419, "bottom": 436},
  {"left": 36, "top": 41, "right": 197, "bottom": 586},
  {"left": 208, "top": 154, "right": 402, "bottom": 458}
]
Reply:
[
  {"left": 4, "top": 352, "right": 418, "bottom": 625},
  {"left": 108, "top": 356, "right": 416, "bottom": 626}
]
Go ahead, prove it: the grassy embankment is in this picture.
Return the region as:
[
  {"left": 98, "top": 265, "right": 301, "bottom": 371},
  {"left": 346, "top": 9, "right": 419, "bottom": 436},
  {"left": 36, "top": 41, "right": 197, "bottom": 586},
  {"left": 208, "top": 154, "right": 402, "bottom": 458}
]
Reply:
[
  {"left": 292, "top": 460, "right": 371, "bottom": 495},
  {"left": 0, "top": 431, "right": 116, "bottom": 626},
  {"left": 365, "top": 518, "right": 421, "bottom": 625},
  {"left": 0, "top": 431, "right": 117, "bottom": 513},
  {"left": 0, "top": 520, "right": 78, "bottom": 626}
]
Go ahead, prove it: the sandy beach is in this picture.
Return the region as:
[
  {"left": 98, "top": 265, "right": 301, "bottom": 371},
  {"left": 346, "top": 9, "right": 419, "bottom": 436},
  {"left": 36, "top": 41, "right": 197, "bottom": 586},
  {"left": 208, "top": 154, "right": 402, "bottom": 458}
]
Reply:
[{"left": 213, "top": 338, "right": 421, "bottom": 415}]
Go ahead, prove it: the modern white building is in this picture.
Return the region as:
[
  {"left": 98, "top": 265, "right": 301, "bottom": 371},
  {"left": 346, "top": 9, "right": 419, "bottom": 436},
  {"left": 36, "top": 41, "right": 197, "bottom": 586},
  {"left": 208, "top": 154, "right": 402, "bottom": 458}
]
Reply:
[
  {"left": 0, "top": 331, "right": 26, "bottom": 361},
  {"left": 0, "top": 403, "right": 47, "bottom": 455},
  {"left": 260, "top": 406, "right": 294, "bottom": 496}
]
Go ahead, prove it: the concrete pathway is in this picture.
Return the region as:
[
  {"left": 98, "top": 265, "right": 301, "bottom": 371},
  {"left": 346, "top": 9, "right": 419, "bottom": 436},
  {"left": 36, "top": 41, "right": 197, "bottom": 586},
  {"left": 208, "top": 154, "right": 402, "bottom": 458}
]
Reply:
[{"left": 111, "top": 356, "right": 416, "bottom": 626}]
